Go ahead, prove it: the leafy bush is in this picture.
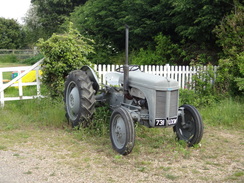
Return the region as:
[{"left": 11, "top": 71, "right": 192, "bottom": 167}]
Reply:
[
  {"left": 180, "top": 64, "right": 219, "bottom": 107},
  {"left": 85, "top": 106, "right": 111, "bottom": 137},
  {"left": 179, "top": 89, "right": 199, "bottom": 107},
  {"left": 191, "top": 65, "right": 216, "bottom": 94},
  {"left": 214, "top": 6, "right": 244, "bottom": 96},
  {"left": 180, "top": 89, "right": 218, "bottom": 108},
  {"left": 131, "top": 48, "right": 160, "bottom": 65},
  {"left": 234, "top": 52, "right": 244, "bottom": 91},
  {"left": 37, "top": 23, "right": 94, "bottom": 98}
]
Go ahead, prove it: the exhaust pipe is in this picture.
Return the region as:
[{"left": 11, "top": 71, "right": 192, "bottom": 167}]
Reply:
[{"left": 123, "top": 25, "right": 129, "bottom": 96}]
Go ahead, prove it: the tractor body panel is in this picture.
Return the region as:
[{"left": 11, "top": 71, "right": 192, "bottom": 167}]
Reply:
[{"left": 120, "top": 71, "right": 178, "bottom": 90}]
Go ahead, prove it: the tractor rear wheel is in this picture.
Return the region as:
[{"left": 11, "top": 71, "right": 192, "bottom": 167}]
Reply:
[
  {"left": 110, "top": 107, "right": 135, "bottom": 155},
  {"left": 174, "top": 104, "right": 203, "bottom": 146},
  {"left": 64, "top": 70, "right": 96, "bottom": 127}
]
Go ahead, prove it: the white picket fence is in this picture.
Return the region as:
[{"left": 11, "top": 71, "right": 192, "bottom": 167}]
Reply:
[
  {"left": 94, "top": 64, "right": 218, "bottom": 89},
  {"left": 0, "top": 60, "right": 218, "bottom": 107}
]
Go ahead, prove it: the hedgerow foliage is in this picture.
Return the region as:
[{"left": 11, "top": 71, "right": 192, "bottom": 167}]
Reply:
[
  {"left": 37, "top": 23, "right": 94, "bottom": 98},
  {"left": 214, "top": 6, "right": 244, "bottom": 95}
]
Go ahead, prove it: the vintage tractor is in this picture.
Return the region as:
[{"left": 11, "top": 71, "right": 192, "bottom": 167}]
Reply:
[{"left": 64, "top": 26, "right": 203, "bottom": 155}]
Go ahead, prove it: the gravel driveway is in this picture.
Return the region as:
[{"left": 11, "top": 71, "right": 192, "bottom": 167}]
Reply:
[{"left": 0, "top": 128, "right": 243, "bottom": 183}]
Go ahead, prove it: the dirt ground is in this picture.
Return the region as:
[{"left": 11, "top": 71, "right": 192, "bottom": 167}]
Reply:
[{"left": 0, "top": 126, "right": 243, "bottom": 183}]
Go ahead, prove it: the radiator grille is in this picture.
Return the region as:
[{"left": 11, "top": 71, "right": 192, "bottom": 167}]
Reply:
[
  {"left": 156, "top": 90, "right": 178, "bottom": 119},
  {"left": 169, "top": 90, "right": 178, "bottom": 117},
  {"left": 156, "top": 91, "right": 166, "bottom": 118}
]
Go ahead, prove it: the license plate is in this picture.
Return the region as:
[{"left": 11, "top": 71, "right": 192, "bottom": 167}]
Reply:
[{"left": 155, "top": 118, "right": 177, "bottom": 126}]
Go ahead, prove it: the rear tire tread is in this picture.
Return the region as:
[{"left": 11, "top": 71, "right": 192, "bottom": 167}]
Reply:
[{"left": 64, "top": 70, "right": 96, "bottom": 127}]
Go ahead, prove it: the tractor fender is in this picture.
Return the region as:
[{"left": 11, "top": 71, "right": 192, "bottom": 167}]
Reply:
[{"left": 81, "top": 66, "right": 99, "bottom": 93}]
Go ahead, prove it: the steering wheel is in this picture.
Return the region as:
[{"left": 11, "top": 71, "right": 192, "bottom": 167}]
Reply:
[{"left": 115, "top": 65, "right": 140, "bottom": 73}]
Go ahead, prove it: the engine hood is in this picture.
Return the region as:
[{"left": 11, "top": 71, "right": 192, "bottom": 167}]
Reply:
[{"left": 120, "top": 71, "right": 179, "bottom": 91}]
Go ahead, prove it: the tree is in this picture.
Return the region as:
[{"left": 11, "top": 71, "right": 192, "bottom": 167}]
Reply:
[
  {"left": 131, "top": 34, "right": 184, "bottom": 65},
  {"left": 169, "top": 0, "right": 233, "bottom": 43},
  {"left": 70, "top": 0, "right": 173, "bottom": 63},
  {"left": 23, "top": 4, "right": 45, "bottom": 47},
  {"left": 71, "top": 0, "right": 173, "bottom": 49},
  {"left": 27, "top": 0, "right": 239, "bottom": 66},
  {"left": 30, "top": 0, "right": 87, "bottom": 38},
  {"left": 70, "top": 0, "right": 237, "bottom": 65},
  {"left": 0, "top": 18, "right": 23, "bottom": 49},
  {"left": 168, "top": 0, "right": 234, "bottom": 64}
]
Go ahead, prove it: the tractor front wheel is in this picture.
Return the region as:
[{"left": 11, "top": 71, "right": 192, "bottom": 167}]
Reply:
[
  {"left": 174, "top": 104, "right": 204, "bottom": 146},
  {"left": 110, "top": 107, "right": 135, "bottom": 155},
  {"left": 64, "top": 70, "right": 96, "bottom": 127}
]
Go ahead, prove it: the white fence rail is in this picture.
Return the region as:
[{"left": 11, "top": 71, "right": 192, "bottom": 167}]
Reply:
[
  {"left": 0, "top": 61, "right": 218, "bottom": 107},
  {"left": 94, "top": 64, "right": 218, "bottom": 89},
  {"left": 0, "top": 59, "right": 44, "bottom": 107},
  {"left": 0, "top": 48, "right": 39, "bottom": 59}
]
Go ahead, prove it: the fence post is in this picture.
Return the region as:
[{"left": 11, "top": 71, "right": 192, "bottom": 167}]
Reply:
[
  {"left": 0, "top": 70, "right": 4, "bottom": 107},
  {"left": 155, "top": 65, "right": 160, "bottom": 76},
  {"left": 165, "top": 64, "right": 170, "bottom": 78},
  {"left": 102, "top": 65, "right": 106, "bottom": 84},
  {"left": 36, "top": 68, "right": 41, "bottom": 96},
  {"left": 18, "top": 70, "right": 23, "bottom": 98},
  {"left": 97, "top": 64, "right": 102, "bottom": 84},
  {"left": 33, "top": 47, "right": 38, "bottom": 56}
]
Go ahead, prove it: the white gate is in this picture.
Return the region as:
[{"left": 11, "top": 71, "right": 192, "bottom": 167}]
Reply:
[{"left": 0, "top": 59, "right": 44, "bottom": 107}]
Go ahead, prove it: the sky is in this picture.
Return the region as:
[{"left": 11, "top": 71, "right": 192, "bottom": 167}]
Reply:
[{"left": 0, "top": 0, "right": 31, "bottom": 24}]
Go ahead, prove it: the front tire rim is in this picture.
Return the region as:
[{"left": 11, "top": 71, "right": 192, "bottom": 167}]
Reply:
[
  {"left": 179, "top": 112, "right": 195, "bottom": 140},
  {"left": 112, "top": 114, "right": 126, "bottom": 149},
  {"left": 66, "top": 81, "right": 80, "bottom": 121}
]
